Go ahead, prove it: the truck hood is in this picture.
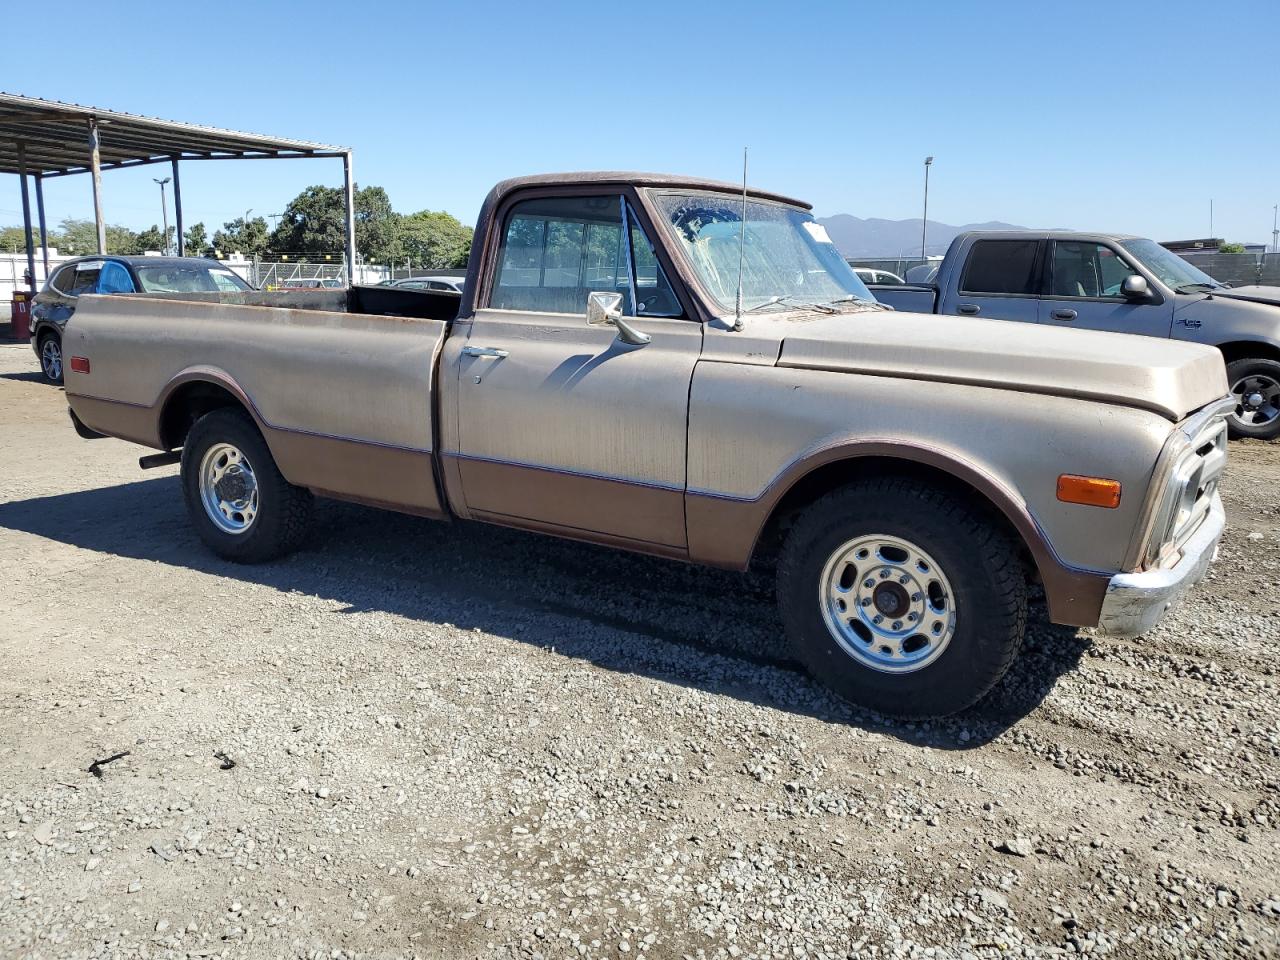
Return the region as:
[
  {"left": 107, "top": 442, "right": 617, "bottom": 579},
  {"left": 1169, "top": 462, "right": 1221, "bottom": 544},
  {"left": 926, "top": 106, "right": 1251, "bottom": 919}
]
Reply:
[
  {"left": 772, "top": 310, "right": 1228, "bottom": 421},
  {"left": 1202, "top": 285, "right": 1280, "bottom": 308}
]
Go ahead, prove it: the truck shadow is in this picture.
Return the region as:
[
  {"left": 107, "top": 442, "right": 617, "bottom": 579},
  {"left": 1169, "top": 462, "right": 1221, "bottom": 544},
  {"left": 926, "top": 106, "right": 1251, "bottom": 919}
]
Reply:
[{"left": 0, "top": 477, "right": 1089, "bottom": 749}]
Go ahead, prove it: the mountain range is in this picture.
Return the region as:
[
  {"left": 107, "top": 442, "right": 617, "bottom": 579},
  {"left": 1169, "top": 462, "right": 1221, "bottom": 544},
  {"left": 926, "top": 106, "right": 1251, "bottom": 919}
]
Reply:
[{"left": 815, "top": 214, "right": 1031, "bottom": 259}]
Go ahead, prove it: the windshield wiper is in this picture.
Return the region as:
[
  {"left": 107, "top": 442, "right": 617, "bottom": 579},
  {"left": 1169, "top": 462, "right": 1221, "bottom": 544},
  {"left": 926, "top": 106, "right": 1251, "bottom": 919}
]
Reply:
[
  {"left": 825, "top": 294, "right": 891, "bottom": 310},
  {"left": 1174, "top": 282, "right": 1221, "bottom": 294},
  {"left": 743, "top": 295, "right": 838, "bottom": 315}
]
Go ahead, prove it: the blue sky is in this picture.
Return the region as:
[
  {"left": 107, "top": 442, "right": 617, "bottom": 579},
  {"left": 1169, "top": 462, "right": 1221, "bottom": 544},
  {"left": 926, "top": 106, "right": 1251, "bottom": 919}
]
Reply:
[{"left": 3, "top": 0, "right": 1278, "bottom": 247}]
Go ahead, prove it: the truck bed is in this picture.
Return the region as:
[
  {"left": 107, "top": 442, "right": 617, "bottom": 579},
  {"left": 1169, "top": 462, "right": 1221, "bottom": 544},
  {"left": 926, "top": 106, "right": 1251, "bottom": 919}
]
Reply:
[{"left": 63, "top": 285, "right": 460, "bottom": 517}]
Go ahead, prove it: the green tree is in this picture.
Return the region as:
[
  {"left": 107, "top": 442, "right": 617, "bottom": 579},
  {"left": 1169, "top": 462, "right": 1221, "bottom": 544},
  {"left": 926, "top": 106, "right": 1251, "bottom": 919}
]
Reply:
[
  {"left": 1218, "top": 242, "right": 1247, "bottom": 254},
  {"left": 398, "top": 210, "right": 473, "bottom": 269},
  {"left": 55, "top": 218, "right": 139, "bottom": 256},
  {"left": 268, "top": 184, "right": 401, "bottom": 263},
  {"left": 213, "top": 216, "right": 270, "bottom": 258},
  {"left": 183, "top": 222, "right": 210, "bottom": 257},
  {"left": 135, "top": 225, "right": 176, "bottom": 254}
]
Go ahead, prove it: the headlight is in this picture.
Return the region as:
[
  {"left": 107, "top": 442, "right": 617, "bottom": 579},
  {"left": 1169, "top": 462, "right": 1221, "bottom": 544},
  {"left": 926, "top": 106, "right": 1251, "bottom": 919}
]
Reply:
[{"left": 1145, "top": 417, "right": 1227, "bottom": 568}]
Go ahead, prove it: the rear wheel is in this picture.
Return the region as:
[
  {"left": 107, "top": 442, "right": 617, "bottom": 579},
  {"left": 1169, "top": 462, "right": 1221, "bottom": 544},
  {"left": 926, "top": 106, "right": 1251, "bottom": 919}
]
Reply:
[
  {"left": 180, "top": 408, "right": 313, "bottom": 562},
  {"left": 777, "top": 478, "right": 1028, "bottom": 718},
  {"left": 38, "top": 333, "right": 63, "bottom": 384},
  {"left": 1226, "top": 357, "right": 1280, "bottom": 440}
]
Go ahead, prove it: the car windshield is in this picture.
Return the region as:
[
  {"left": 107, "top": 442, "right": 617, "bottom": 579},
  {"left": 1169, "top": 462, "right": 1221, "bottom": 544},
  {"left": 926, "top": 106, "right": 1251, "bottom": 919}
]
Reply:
[
  {"left": 135, "top": 263, "right": 252, "bottom": 294},
  {"left": 652, "top": 191, "right": 874, "bottom": 313},
  {"left": 1119, "top": 239, "right": 1222, "bottom": 293}
]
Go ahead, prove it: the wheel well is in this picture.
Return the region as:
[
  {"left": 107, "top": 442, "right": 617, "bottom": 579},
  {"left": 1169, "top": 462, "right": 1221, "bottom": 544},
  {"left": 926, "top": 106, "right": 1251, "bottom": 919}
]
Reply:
[
  {"left": 1215, "top": 340, "right": 1280, "bottom": 365},
  {"left": 159, "top": 381, "right": 249, "bottom": 450},
  {"left": 754, "top": 456, "right": 1035, "bottom": 578}
]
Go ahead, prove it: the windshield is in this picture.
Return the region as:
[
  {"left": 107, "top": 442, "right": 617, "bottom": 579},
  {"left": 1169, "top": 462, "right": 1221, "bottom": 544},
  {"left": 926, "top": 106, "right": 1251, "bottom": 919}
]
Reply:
[
  {"left": 135, "top": 263, "right": 252, "bottom": 294},
  {"left": 652, "top": 191, "right": 874, "bottom": 313},
  {"left": 1119, "top": 239, "right": 1222, "bottom": 293}
]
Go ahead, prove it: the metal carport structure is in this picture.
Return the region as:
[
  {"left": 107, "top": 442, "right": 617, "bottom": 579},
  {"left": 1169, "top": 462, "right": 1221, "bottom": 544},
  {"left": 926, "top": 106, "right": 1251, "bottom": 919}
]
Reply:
[{"left": 0, "top": 92, "right": 358, "bottom": 293}]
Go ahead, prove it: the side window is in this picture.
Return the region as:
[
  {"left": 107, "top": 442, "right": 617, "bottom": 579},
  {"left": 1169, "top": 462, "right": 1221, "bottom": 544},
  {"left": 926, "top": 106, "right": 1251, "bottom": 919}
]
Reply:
[
  {"left": 960, "top": 240, "right": 1040, "bottom": 296},
  {"left": 97, "top": 261, "right": 135, "bottom": 294},
  {"left": 48, "top": 264, "right": 77, "bottom": 295},
  {"left": 1051, "top": 242, "right": 1132, "bottom": 298},
  {"left": 68, "top": 263, "right": 104, "bottom": 297},
  {"left": 491, "top": 195, "right": 679, "bottom": 316}
]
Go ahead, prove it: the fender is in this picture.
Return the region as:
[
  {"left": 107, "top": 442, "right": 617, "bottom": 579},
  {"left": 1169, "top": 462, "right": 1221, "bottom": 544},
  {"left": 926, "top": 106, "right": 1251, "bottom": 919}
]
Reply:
[{"left": 685, "top": 437, "right": 1111, "bottom": 628}]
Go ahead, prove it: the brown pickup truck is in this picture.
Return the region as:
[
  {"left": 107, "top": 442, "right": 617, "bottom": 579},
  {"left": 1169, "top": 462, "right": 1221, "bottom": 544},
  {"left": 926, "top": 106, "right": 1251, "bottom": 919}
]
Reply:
[{"left": 62, "top": 172, "right": 1231, "bottom": 718}]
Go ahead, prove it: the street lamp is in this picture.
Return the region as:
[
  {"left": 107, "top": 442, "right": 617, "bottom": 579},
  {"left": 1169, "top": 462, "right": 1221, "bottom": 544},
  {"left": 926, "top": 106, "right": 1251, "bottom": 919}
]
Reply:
[
  {"left": 153, "top": 177, "right": 172, "bottom": 255},
  {"left": 921, "top": 157, "right": 934, "bottom": 262}
]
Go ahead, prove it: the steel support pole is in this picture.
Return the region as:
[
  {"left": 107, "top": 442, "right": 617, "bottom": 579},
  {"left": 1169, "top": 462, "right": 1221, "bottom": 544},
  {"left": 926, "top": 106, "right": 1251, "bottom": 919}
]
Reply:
[
  {"left": 342, "top": 151, "right": 357, "bottom": 284},
  {"left": 172, "top": 157, "right": 184, "bottom": 256},
  {"left": 34, "top": 173, "right": 49, "bottom": 277},
  {"left": 88, "top": 118, "right": 106, "bottom": 253},
  {"left": 16, "top": 141, "right": 37, "bottom": 294}
]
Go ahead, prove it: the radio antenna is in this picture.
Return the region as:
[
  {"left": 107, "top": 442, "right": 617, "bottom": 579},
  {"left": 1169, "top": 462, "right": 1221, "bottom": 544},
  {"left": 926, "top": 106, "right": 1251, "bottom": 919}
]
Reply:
[{"left": 733, "top": 146, "right": 747, "bottom": 332}]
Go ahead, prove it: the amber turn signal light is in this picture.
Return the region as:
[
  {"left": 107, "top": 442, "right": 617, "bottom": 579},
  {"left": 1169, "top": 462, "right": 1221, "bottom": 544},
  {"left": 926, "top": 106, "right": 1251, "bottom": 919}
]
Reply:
[{"left": 1056, "top": 474, "right": 1121, "bottom": 509}]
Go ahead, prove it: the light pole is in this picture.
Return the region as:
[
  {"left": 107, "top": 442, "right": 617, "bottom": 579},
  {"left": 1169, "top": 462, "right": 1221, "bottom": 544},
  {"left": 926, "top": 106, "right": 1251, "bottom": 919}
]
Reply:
[
  {"left": 153, "top": 177, "right": 172, "bottom": 254},
  {"left": 1272, "top": 204, "right": 1278, "bottom": 255},
  {"left": 921, "top": 156, "right": 934, "bottom": 262}
]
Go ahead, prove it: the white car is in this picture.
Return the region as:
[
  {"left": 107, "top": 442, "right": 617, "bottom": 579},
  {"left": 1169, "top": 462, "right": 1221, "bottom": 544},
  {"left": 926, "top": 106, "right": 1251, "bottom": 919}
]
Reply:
[
  {"left": 390, "top": 276, "right": 465, "bottom": 294},
  {"left": 854, "top": 267, "right": 905, "bottom": 285}
]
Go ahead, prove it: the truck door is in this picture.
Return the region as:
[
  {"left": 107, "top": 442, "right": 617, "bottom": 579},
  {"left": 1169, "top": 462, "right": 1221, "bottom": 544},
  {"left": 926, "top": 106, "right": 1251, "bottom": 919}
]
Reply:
[
  {"left": 1039, "top": 240, "right": 1174, "bottom": 338},
  {"left": 942, "top": 238, "right": 1041, "bottom": 324},
  {"left": 450, "top": 192, "right": 699, "bottom": 552}
]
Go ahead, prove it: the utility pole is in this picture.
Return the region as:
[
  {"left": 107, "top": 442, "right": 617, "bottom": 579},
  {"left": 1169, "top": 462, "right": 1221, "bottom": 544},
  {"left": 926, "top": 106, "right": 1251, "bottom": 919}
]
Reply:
[
  {"left": 1209, "top": 198, "right": 1214, "bottom": 239},
  {"left": 153, "top": 177, "right": 172, "bottom": 254},
  {"left": 921, "top": 156, "right": 934, "bottom": 262},
  {"left": 1272, "top": 204, "right": 1278, "bottom": 254}
]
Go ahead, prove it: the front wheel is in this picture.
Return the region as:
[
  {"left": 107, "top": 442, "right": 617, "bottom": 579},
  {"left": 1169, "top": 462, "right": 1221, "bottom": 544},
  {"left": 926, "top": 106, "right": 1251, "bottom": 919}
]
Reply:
[
  {"left": 180, "top": 408, "right": 313, "bottom": 562},
  {"left": 38, "top": 333, "right": 63, "bottom": 384},
  {"left": 1226, "top": 357, "right": 1280, "bottom": 440},
  {"left": 777, "top": 478, "right": 1028, "bottom": 718}
]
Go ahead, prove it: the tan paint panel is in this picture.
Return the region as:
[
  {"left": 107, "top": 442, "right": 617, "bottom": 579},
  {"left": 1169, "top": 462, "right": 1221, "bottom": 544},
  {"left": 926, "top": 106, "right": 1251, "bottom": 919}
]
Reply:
[
  {"left": 772, "top": 312, "right": 1227, "bottom": 422},
  {"left": 65, "top": 295, "right": 444, "bottom": 452},
  {"left": 687, "top": 360, "right": 1172, "bottom": 574}
]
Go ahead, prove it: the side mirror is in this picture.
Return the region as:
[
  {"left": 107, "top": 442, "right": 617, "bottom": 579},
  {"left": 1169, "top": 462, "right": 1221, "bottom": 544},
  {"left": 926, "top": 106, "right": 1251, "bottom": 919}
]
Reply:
[
  {"left": 586, "top": 291, "right": 650, "bottom": 346},
  {"left": 1121, "top": 274, "right": 1151, "bottom": 300}
]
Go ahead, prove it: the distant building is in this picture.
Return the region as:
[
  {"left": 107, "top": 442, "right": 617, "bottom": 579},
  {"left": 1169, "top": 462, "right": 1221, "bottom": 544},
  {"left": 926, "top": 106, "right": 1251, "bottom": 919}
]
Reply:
[{"left": 1161, "top": 238, "right": 1267, "bottom": 254}]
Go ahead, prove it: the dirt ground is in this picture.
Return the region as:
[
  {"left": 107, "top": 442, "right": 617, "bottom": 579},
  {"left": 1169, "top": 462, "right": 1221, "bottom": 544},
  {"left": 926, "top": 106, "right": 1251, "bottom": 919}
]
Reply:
[{"left": 0, "top": 341, "right": 1277, "bottom": 960}]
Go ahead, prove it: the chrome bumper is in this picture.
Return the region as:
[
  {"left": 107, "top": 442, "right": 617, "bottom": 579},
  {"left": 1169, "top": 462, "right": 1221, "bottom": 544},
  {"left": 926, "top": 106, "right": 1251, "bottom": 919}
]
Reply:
[{"left": 1096, "top": 493, "right": 1225, "bottom": 638}]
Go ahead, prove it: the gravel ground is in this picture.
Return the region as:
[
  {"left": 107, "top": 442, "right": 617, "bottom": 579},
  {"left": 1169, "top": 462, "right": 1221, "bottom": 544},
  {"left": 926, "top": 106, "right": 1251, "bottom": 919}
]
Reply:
[{"left": 0, "top": 341, "right": 1277, "bottom": 960}]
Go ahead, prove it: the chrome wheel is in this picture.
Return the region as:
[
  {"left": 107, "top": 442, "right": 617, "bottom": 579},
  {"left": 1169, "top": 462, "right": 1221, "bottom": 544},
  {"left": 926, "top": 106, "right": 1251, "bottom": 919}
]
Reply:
[
  {"left": 1231, "top": 373, "right": 1280, "bottom": 427},
  {"left": 40, "top": 338, "right": 62, "bottom": 381},
  {"left": 819, "top": 534, "right": 957, "bottom": 674},
  {"left": 199, "top": 442, "right": 258, "bottom": 534}
]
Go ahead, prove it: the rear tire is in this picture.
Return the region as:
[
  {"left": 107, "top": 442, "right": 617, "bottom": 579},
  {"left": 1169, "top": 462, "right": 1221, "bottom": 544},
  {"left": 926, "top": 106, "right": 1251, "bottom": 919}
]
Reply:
[
  {"left": 1226, "top": 357, "right": 1280, "bottom": 440},
  {"left": 180, "top": 408, "right": 313, "bottom": 562},
  {"left": 38, "top": 332, "right": 63, "bottom": 385},
  {"left": 776, "top": 478, "right": 1027, "bottom": 718}
]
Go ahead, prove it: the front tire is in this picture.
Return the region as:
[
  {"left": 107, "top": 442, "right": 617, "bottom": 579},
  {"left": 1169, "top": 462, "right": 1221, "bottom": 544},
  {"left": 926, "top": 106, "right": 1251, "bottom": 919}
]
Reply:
[
  {"left": 38, "top": 332, "right": 63, "bottom": 384},
  {"left": 1226, "top": 357, "right": 1280, "bottom": 440},
  {"left": 180, "top": 408, "right": 313, "bottom": 562},
  {"left": 777, "top": 478, "right": 1028, "bottom": 718}
]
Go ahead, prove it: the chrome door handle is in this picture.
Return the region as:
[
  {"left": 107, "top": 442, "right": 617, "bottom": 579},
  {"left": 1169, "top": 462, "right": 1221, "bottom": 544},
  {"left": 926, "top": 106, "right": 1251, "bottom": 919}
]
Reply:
[
  {"left": 1051, "top": 309, "right": 1077, "bottom": 321},
  {"left": 461, "top": 345, "right": 509, "bottom": 359},
  {"left": 957, "top": 304, "right": 980, "bottom": 315}
]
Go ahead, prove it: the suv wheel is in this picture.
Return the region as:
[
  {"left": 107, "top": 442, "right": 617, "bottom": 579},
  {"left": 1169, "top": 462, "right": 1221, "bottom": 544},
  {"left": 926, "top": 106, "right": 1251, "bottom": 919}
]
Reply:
[
  {"left": 38, "top": 333, "right": 63, "bottom": 384},
  {"left": 776, "top": 477, "right": 1028, "bottom": 718}
]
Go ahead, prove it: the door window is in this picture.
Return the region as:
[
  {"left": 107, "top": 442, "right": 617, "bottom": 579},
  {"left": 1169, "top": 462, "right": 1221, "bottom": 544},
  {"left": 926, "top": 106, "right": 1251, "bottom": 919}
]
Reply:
[
  {"left": 97, "top": 261, "right": 135, "bottom": 294},
  {"left": 1050, "top": 241, "right": 1132, "bottom": 298},
  {"left": 959, "top": 240, "right": 1040, "bottom": 296},
  {"left": 491, "top": 195, "right": 677, "bottom": 316},
  {"left": 68, "top": 261, "right": 106, "bottom": 296}
]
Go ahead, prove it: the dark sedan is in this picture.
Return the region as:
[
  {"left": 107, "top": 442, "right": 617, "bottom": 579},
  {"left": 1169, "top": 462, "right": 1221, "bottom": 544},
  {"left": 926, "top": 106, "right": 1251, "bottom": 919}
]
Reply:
[{"left": 30, "top": 255, "right": 253, "bottom": 383}]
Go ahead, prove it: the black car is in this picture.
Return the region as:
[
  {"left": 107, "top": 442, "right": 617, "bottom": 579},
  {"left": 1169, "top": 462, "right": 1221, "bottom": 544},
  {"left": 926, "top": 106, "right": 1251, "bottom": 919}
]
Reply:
[{"left": 30, "top": 255, "right": 253, "bottom": 383}]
